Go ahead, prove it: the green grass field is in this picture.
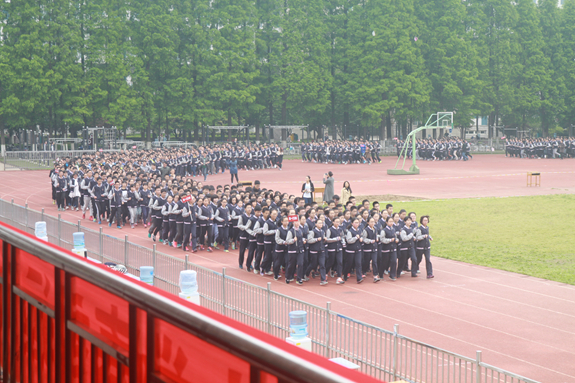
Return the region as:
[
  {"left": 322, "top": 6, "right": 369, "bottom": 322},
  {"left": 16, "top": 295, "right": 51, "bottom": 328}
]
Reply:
[
  {"left": 0, "top": 159, "right": 52, "bottom": 170},
  {"left": 375, "top": 194, "right": 575, "bottom": 285}
]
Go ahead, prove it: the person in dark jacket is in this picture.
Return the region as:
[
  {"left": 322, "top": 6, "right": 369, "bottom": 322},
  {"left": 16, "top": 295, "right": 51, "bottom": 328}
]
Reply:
[
  {"left": 301, "top": 176, "right": 315, "bottom": 205},
  {"left": 345, "top": 218, "right": 364, "bottom": 284},
  {"left": 398, "top": 216, "right": 417, "bottom": 278},
  {"left": 214, "top": 198, "right": 231, "bottom": 252},
  {"left": 305, "top": 219, "right": 328, "bottom": 285},
  {"left": 415, "top": 215, "right": 434, "bottom": 278},
  {"left": 228, "top": 159, "right": 239, "bottom": 184},
  {"left": 286, "top": 218, "right": 306, "bottom": 285}
]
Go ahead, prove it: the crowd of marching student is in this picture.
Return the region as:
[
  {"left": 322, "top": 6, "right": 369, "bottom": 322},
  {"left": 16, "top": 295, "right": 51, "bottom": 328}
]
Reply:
[
  {"left": 300, "top": 140, "right": 383, "bottom": 164},
  {"left": 48, "top": 143, "right": 283, "bottom": 217},
  {"left": 142, "top": 185, "right": 434, "bottom": 285},
  {"left": 396, "top": 137, "right": 473, "bottom": 161},
  {"left": 230, "top": 196, "right": 434, "bottom": 285},
  {"left": 48, "top": 149, "right": 434, "bottom": 286},
  {"left": 505, "top": 137, "right": 575, "bottom": 159}
]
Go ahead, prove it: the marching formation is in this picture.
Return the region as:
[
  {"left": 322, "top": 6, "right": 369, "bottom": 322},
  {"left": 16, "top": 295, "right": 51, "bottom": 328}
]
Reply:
[
  {"left": 300, "top": 140, "right": 382, "bottom": 164},
  {"left": 48, "top": 149, "right": 434, "bottom": 286},
  {"left": 396, "top": 137, "right": 473, "bottom": 161},
  {"left": 48, "top": 143, "right": 282, "bottom": 214},
  {"left": 505, "top": 138, "right": 575, "bottom": 159},
  {"left": 143, "top": 186, "right": 434, "bottom": 285}
]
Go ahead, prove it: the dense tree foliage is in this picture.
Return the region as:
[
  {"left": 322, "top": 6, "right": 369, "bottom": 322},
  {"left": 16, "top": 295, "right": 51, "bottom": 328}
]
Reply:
[{"left": 0, "top": 0, "right": 573, "bottom": 142}]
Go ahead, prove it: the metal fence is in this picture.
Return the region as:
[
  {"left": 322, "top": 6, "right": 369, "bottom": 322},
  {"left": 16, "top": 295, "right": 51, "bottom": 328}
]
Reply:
[
  {"left": 0, "top": 197, "right": 539, "bottom": 383},
  {"left": 0, "top": 149, "right": 123, "bottom": 170}
]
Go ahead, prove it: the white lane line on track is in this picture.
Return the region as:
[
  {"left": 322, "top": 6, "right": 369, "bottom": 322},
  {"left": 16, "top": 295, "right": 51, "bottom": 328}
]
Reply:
[
  {"left": 436, "top": 267, "right": 575, "bottom": 306},
  {"left": 298, "top": 285, "right": 575, "bottom": 381}
]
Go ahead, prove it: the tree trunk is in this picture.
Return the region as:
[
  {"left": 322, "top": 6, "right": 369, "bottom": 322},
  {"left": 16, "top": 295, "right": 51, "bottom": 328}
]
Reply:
[
  {"left": 281, "top": 91, "right": 287, "bottom": 141},
  {"left": 386, "top": 112, "right": 392, "bottom": 139}
]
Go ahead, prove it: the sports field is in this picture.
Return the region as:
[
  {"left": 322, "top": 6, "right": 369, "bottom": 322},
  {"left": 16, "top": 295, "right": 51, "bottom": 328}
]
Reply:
[{"left": 0, "top": 154, "right": 574, "bottom": 383}]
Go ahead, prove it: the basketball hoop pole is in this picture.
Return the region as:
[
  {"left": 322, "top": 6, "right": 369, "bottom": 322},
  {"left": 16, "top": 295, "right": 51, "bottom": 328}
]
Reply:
[{"left": 388, "top": 112, "right": 454, "bottom": 175}]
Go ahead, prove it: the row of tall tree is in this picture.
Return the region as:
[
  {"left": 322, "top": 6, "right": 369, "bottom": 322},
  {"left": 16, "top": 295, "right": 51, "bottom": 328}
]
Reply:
[{"left": 1, "top": 0, "right": 574, "bottom": 143}]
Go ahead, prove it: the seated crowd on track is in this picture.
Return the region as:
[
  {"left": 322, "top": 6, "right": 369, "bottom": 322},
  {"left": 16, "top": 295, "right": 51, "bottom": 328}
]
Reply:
[{"left": 48, "top": 149, "right": 434, "bottom": 287}]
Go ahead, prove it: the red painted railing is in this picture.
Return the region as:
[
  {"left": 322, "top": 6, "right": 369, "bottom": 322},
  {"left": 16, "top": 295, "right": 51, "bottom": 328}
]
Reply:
[{"left": 0, "top": 221, "right": 382, "bottom": 383}]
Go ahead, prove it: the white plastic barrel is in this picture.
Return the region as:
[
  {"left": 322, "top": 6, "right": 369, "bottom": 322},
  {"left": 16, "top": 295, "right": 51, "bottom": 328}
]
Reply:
[
  {"left": 35, "top": 221, "right": 47, "bottom": 238},
  {"left": 179, "top": 270, "right": 198, "bottom": 295},
  {"left": 73, "top": 232, "right": 85, "bottom": 250},
  {"left": 140, "top": 266, "right": 154, "bottom": 285},
  {"left": 289, "top": 311, "right": 308, "bottom": 340}
]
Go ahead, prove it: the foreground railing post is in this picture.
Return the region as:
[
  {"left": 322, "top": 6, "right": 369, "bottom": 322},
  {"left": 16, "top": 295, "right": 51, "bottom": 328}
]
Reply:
[
  {"left": 25, "top": 203, "right": 28, "bottom": 229},
  {"left": 393, "top": 324, "right": 399, "bottom": 381},
  {"left": 266, "top": 282, "right": 271, "bottom": 334},
  {"left": 10, "top": 199, "right": 14, "bottom": 224},
  {"left": 325, "top": 302, "right": 331, "bottom": 358},
  {"left": 58, "top": 214, "right": 62, "bottom": 247},
  {"left": 77, "top": 220, "right": 81, "bottom": 232},
  {"left": 222, "top": 267, "right": 227, "bottom": 316},
  {"left": 476, "top": 350, "right": 482, "bottom": 383},
  {"left": 152, "top": 244, "right": 157, "bottom": 286},
  {"left": 184, "top": 254, "right": 189, "bottom": 270},
  {"left": 124, "top": 235, "right": 128, "bottom": 270},
  {"left": 41, "top": 208, "right": 44, "bottom": 222},
  {"left": 99, "top": 227, "right": 103, "bottom": 262}
]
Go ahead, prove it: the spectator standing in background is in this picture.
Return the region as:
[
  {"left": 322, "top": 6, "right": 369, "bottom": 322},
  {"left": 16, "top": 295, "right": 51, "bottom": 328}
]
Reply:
[
  {"left": 228, "top": 158, "right": 238, "bottom": 184},
  {"left": 323, "top": 171, "right": 334, "bottom": 203},
  {"left": 301, "top": 176, "right": 314, "bottom": 205},
  {"left": 341, "top": 181, "right": 352, "bottom": 205}
]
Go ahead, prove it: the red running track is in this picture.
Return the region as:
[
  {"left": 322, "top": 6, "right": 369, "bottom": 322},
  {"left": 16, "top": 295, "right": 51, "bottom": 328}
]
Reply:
[{"left": 1, "top": 155, "right": 574, "bottom": 383}]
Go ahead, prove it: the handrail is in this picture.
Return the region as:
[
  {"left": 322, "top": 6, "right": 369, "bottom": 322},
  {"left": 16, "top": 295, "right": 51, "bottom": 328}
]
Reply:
[{"left": 0, "top": 221, "right": 376, "bottom": 383}]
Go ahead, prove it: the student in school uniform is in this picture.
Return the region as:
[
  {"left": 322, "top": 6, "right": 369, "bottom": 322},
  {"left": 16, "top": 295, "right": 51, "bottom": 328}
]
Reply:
[
  {"left": 161, "top": 195, "right": 174, "bottom": 243},
  {"left": 398, "top": 216, "right": 417, "bottom": 278},
  {"left": 229, "top": 197, "right": 242, "bottom": 250},
  {"left": 252, "top": 207, "right": 269, "bottom": 273},
  {"left": 345, "top": 218, "right": 365, "bottom": 284},
  {"left": 408, "top": 212, "right": 418, "bottom": 273},
  {"left": 362, "top": 217, "right": 380, "bottom": 283},
  {"left": 285, "top": 217, "right": 306, "bottom": 285},
  {"left": 237, "top": 204, "right": 253, "bottom": 269},
  {"left": 182, "top": 196, "right": 197, "bottom": 252},
  {"left": 305, "top": 219, "right": 328, "bottom": 285},
  {"left": 380, "top": 216, "right": 399, "bottom": 281},
  {"left": 374, "top": 212, "right": 384, "bottom": 276},
  {"left": 172, "top": 194, "right": 185, "bottom": 247},
  {"left": 68, "top": 173, "right": 81, "bottom": 211},
  {"left": 91, "top": 177, "right": 107, "bottom": 224},
  {"left": 260, "top": 209, "right": 278, "bottom": 276},
  {"left": 214, "top": 198, "right": 231, "bottom": 252},
  {"left": 139, "top": 184, "right": 152, "bottom": 227},
  {"left": 325, "top": 217, "right": 345, "bottom": 284},
  {"left": 197, "top": 197, "right": 214, "bottom": 252},
  {"left": 273, "top": 215, "right": 290, "bottom": 281},
  {"left": 127, "top": 185, "right": 139, "bottom": 229},
  {"left": 149, "top": 188, "right": 167, "bottom": 241},
  {"left": 298, "top": 215, "right": 310, "bottom": 281},
  {"left": 108, "top": 182, "right": 123, "bottom": 229},
  {"left": 415, "top": 215, "right": 434, "bottom": 278},
  {"left": 245, "top": 206, "right": 262, "bottom": 272}
]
